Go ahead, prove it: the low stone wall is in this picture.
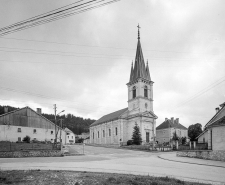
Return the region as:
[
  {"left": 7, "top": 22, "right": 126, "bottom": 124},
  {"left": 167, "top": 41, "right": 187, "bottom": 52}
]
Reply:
[
  {"left": 121, "top": 145, "right": 157, "bottom": 151},
  {"left": 177, "top": 150, "right": 225, "bottom": 162},
  {"left": 0, "top": 150, "right": 63, "bottom": 158}
]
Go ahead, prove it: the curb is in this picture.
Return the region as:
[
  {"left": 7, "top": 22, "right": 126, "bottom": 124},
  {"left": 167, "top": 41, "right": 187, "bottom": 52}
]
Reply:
[{"left": 158, "top": 155, "right": 225, "bottom": 168}]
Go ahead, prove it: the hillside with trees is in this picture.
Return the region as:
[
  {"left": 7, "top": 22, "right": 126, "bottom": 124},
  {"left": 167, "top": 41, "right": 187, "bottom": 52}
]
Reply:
[{"left": 0, "top": 105, "right": 95, "bottom": 135}]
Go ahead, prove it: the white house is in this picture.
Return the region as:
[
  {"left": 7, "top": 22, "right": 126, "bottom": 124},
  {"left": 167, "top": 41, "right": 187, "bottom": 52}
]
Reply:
[
  {"left": 64, "top": 127, "right": 75, "bottom": 144},
  {"left": 0, "top": 106, "right": 66, "bottom": 144},
  {"left": 198, "top": 102, "right": 225, "bottom": 150}
]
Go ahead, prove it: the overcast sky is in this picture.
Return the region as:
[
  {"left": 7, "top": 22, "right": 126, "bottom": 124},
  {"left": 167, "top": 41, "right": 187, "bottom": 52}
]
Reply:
[{"left": 0, "top": 0, "right": 224, "bottom": 128}]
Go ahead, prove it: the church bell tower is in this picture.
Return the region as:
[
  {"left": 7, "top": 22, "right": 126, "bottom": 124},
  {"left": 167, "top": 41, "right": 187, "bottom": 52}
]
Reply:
[{"left": 127, "top": 25, "right": 154, "bottom": 114}]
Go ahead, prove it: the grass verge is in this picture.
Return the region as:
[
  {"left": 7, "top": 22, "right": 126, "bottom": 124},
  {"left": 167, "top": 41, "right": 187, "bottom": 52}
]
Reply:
[{"left": 0, "top": 170, "right": 210, "bottom": 185}]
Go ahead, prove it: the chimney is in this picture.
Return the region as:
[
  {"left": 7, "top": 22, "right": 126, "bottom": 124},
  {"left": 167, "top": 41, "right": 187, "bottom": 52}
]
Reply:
[
  {"left": 171, "top": 117, "right": 174, "bottom": 124},
  {"left": 4, "top": 106, "right": 8, "bottom": 113},
  {"left": 36, "top": 108, "right": 42, "bottom": 115},
  {"left": 215, "top": 107, "right": 220, "bottom": 113},
  {"left": 176, "top": 118, "right": 179, "bottom": 124}
]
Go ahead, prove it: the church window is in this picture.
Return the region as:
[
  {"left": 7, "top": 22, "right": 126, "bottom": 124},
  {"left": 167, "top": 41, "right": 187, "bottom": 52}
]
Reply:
[
  {"left": 115, "top": 127, "right": 118, "bottom": 135},
  {"left": 132, "top": 86, "right": 136, "bottom": 99},
  {"left": 93, "top": 132, "right": 94, "bottom": 139},
  {"left": 144, "top": 86, "right": 148, "bottom": 98},
  {"left": 103, "top": 130, "right": 105, "bottom": 137},
  {"left": 109, "top": 129, "right": 111, "bottom": 136},
  {"left": 98, "top": 131, "right": 99, "bottom": 138}
]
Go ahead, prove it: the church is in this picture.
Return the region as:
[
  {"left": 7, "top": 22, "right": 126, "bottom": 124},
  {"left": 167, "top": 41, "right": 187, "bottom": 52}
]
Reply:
[{"left": 90, "top": 27, "right": 158, "bottom": 145}]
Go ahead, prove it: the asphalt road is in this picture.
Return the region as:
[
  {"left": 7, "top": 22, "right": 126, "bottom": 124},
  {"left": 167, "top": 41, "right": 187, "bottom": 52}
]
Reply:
[{"left": 1, "top": 145, "right": 225, "bottom": 185}]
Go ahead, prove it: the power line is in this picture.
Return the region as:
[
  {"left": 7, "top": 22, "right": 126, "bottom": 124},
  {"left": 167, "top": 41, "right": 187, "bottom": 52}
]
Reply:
[
  {"left": 0, "top": 0, "right": 85, "bottom": 32},
  {"left": 0, "top": 0, "right": 121, "bottom": 36},
  {"left": 1, "top": 36, "right": 220, "bottom": 55},
  {"left": 172, "top": 77, "right": 225, "bottom": 110},
  {"left": 0, "top": 86, "right": 122, "bottom": 111},
  {"left": 0, "top": 45, "right": 224, "bottom": 61}
]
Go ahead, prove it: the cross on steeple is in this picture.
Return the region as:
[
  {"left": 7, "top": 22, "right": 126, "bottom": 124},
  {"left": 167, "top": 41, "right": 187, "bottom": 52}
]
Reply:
[{"left": 137, "top": 24, "right": 141, "bottom": 39}]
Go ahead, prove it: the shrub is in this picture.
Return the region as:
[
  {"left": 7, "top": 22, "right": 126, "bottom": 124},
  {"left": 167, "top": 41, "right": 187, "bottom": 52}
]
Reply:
[
  {"left": 22, "top": 135, "right": 31, "bottom": 143},
  {"left": 127, "top": 140, "right": 133, "bottom": 145}
]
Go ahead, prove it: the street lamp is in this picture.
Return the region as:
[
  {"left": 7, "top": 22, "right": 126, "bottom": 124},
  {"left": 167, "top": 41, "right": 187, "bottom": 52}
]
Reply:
[{"left": 53, "top": 104, "right": 65, "bottom": 145}]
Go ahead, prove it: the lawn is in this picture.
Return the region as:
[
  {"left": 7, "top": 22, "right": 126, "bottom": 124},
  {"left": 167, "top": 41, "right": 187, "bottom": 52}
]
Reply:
[{"left": 0, "top": 170, "right": 210, "bottom": 185}]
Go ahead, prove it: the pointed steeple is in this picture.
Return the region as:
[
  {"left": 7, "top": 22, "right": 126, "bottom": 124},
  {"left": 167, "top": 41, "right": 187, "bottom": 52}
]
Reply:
[
  {"left": 129, "top": 24, "right": 148, "bottom": 83},
  {"left": 145, "top": 60, "right": 151, "bottom": 81},
  {"left": 129, "top": 62, "right": 134, "bottom": 82}
]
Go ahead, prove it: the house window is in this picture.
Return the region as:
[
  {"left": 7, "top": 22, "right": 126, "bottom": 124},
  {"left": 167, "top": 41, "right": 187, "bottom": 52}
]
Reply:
[
  {"left": 103, "top": 130, "right": 105, "bottom": 137},
  {"left": 109, "top": 129, "right": 111, "bottom": 136},
  {"left": 115, "top": 127, "right": 118, "bottom": 136},
  {"left": 33, "top": 129, "right": 37, "bottom": 134},
  {"left": 144, "top": 86, "right": 148, "bottom": 98},
  {"left": 132, "top": 86, "right": 136, "bottom": 99},
  {"left": 18, "top": 128, "right": 21, "bottom": 132},
  {"left": 18, "top": 137, "right": 21, "bottom": 142},
  {"left": 51, "top": 131, "right": 54, "bottom": 135},
  {"left": 98, "top": 131, "right": 99, "bottom": 138}
]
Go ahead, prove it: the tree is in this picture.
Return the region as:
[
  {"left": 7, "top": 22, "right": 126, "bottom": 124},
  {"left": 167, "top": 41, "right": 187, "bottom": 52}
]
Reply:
[
  {"left": 181, "top": 137, "right": 187, "bottom": 145},
  {"left": 172, "top": 131, "right": 179, "bottom": 141},
  {"left": 132, "top": 123, "right": 142, "bottom": 145},
  {"left": 23, "top": 135, "right": 31, "bottom": 143},
  {"left": 188, "top": 123, "right": 203, "bottom": 141}
]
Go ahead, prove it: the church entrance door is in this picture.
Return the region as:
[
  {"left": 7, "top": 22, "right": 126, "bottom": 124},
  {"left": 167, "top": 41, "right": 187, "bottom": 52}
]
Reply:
[{"left": 146, "top": 132, "right": 149, "bottom": 143}]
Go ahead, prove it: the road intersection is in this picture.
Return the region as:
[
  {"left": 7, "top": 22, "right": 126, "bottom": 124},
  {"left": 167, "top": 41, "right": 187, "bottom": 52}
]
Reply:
[{"left": 0, "top": 145, "right": 224, "bottom": 185}]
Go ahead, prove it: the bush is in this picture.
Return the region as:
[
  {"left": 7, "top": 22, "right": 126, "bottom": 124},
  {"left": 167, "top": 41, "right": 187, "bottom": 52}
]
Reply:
[
  {"left": 127, "top": 140, "right": 133, "bottom": 145},
  {"left": 77, "top": 138, "right": 84, "bottom": 143},
  {"left": 22, "top": 135, "right": 30, "bottom": 143}
]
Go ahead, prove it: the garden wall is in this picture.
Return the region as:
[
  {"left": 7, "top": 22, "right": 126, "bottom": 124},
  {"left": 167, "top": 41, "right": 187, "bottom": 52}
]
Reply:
[
  {"left": 177, "top": 150, "right": 225, "bottom": 162},
  {"left": 0, "top": 150, "right": 63, "bottom": 158}
]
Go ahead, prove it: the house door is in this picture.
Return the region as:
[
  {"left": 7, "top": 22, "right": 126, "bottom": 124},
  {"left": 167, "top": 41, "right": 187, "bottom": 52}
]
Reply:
[{"left": 146, "top": 132, "right": 149, "bottom": 143}]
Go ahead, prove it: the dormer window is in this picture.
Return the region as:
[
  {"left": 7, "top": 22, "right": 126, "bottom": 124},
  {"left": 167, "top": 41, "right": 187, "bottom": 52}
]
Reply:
[
  {"left": 144, "top": 86, "right": 148, "bottom": 98},
  {"left": 132, "top": 86, "right": 136, "bottom": 99}
]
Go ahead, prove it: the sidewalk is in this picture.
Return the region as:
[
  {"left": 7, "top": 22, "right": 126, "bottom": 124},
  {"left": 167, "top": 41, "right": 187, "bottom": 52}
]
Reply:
[{"left": 158, "top": 152, "right": 225, "bottom": 168}]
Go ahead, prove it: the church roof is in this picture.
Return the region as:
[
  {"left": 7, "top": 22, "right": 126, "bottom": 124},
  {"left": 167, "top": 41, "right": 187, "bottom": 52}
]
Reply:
[
  {"left": 129, "top": 26, "right": 151, "bottom": 83},
  {"left": 156, "top": 119, "right": 187, "bottom": 130},
  {"left": 90, "top": 108, "right": 128, "bottom": 127}
]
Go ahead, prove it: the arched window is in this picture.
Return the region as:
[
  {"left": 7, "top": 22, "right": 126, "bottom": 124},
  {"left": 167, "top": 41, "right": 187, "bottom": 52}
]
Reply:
[
  {"left": 109, "top": 129, "right": 111, "bottom": 136},
  {"left": 93, "top": 132, "right": 94, "bottom": 139},
  {"left": 115, "top": 127, "right": 118, "bottom": 135},
  {"left": 98, "top": 131, "right": 99, "bottom": 138},
  {"left": 103, "top": 130, "right": 105, "bottom": 137},
  {"left": 132, "top": 86, "right": 136, "bottom": 99},
  {"left": 144, "top": 86, "right": 148, "bottom": 98}
]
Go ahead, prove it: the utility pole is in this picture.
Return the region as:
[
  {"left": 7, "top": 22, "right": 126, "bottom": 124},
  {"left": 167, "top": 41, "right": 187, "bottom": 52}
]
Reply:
[
  {"left": 60, "top": 119, "right": 63, "bottom": 143},
  {"left": 54, "top": 104, "right": 57, "bottom": 144}
]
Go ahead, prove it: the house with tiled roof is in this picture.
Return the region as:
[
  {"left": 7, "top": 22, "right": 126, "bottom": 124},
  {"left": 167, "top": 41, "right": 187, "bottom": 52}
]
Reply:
[
  {"left": 89, "top": 27, "right": 158, "bottom": 145},
  {"left": 156, "top": 117, "right": 188, "bottom": 144},
  {"left": 196, "top": 102, "right": 225, "bottom": 150},
  {"left": 0, "top": 106, "right": 66, "bottom": 144},
  {"left": 64, "top": 128, "right": 75, "bottom": 144}
]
